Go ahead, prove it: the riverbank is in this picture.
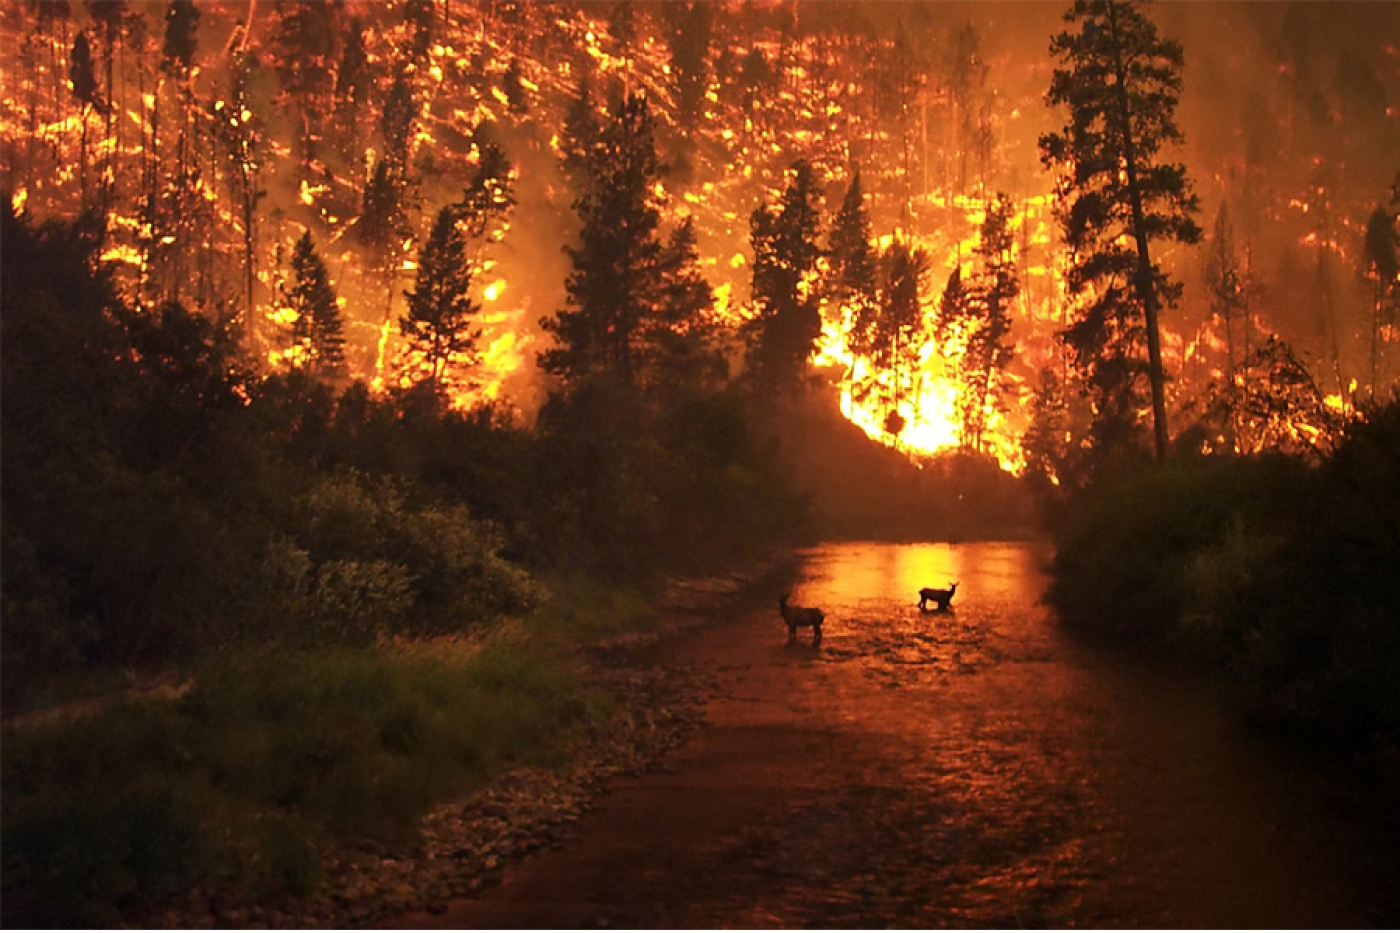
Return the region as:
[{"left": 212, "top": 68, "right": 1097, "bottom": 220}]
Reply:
[{"left": 1, "top": 561, "right": 795, "bottom": 929}]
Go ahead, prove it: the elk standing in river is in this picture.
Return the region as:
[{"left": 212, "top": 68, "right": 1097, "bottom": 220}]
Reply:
[{"left": 778, "top": 593, "right": 824, "bottom": 644}]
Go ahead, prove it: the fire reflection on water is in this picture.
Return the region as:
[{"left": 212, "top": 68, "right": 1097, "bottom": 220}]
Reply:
[{"left": 704, "top": 541, "right": 1397, "bottom": 927}]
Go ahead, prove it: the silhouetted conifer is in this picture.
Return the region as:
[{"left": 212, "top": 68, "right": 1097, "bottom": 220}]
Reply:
[
  {"left": 872, "top": 238, "right": 929, "bottom": 432},
  {"left": 1040, "top": 0, "right": 1201, "bottom": 462},
  {"left": 401, "top": 205, "right": 481, "bottom": 395},
  {"left": 1363, "top": 203, "right": 1399, "bottom": 398},
  {"left": 540, "top": 94, "right": 665, "bottom": 390},
  {"left": 284, "top": 230, "right": 345, "bottom": 376},
  {"left": 160, "top": 0, "right": 198, "bottom": 78},
  {"left": 746, "top": 160, "right": 823, "bottom": 394},
  {"left": 645, "top": 216, "right": 725, "bottom": 400}
]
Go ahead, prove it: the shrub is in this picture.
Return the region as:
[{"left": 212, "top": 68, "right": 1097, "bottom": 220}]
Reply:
[
  {"left": 279, "top": 471, "right": 542, "bottom": 642},
  {"left": 1177, "top": 522, "right": 1284, "bottom": 665},
  {"left": 1047, "top": 455, "right": 1305, "bottom": 639},
  {"left": 311, "top": 559, "right": 416, "bottom": 643}
]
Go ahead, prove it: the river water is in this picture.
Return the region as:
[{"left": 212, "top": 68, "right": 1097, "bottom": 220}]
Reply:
[{"left": 410, "top": 541, "right": 1400, "bottom": 928}]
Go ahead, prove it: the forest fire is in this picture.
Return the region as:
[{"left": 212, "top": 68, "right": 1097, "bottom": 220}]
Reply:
[
  {"left": 1, "top": 0, "right": 1396, "bottom": 465},
  {"left": 6, "top": 5, "right": 1400, "bottom": 929}
]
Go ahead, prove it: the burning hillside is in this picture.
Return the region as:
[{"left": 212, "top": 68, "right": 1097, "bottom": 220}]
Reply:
[{"left": 2, "top": 1, "right": 1397, "bottom": 471}]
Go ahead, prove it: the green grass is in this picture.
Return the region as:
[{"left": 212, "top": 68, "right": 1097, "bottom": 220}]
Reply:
[
  {"left": 1, "top": 634, "right": 609, "bottom": 928},
  {"left": 522, "top": 573, "right": 660, "bottom": 642}
]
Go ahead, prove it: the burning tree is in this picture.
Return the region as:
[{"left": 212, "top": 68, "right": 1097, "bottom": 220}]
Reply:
[
  {"left": 67, "top": 28, "right": 98, "bottom": 208},
  {"left": 642, "top": 216, "right": 727, "bottom": 405},
  {"left": 212, "top": 38, "right": 264, "bottom": 350},
  {"left": 278, "top": 229, "right": 345, "bottom": 378},
  {"left": 1209, "top": 335, "right": 1345, "bottom": 459},
  {"left": 401, "top": 205, "right": 482, "bottom": 397},
  {"left": 1039, "top": 0, "right": 1201, "bottom": 464},
  {"left": 938, "top": 193, "right": 1019, "bottom": 454},
  {"left": 1201, "top": 202, "right": 1256, "bottom": 450},
  {"left": 400, "top": 145, "right": 514, "bottom": 400},
  {"left": 1362, "top": 199, "right": 1399, "bottom": 400},
  {"left": 872, "top": 238, "right": 930, "bottom": 439},
  {"left": 827, "top": 169, "right": 881, "bottom": 409}
]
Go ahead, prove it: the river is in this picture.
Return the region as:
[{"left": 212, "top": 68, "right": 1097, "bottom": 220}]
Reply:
[{"left": 400, "top": 541, "right": 1400, "bottom": 928}]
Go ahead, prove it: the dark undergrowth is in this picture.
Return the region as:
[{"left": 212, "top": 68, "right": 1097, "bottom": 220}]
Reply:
[{"left": 1046, "top": 398, "right": 1400, "bottom": 751}]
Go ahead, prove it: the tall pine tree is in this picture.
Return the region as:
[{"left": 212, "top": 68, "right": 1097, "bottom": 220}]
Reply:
[
  {"left": 1039, "top": 0, "right": 1201, "bottom": 463},
  {"left": 1362, "top": 201, "right": 1399, "bottom": 399},
  {"left": 828, "top": 170, "right": 880, "bottom": 359},
  {"left": 938, "top": 193, "right": 1019, "bottom": 454},
  {"left": 746, "top": 160, "right": 823, "bottom": 394},
  {"left": 643, "top": 216, "right": 725, "bottom": 402},
  {"left": 873, "top": 238, "right": 930, "bottom": 437},
  {"left": 282, "top": 230, "right": 345, "bottom": 377},
  {"left": 401, "top": 205, "right": 481, "bottom": 396},
  {"left": 540, "top": 93, "right": 665, "bottom": 391}
]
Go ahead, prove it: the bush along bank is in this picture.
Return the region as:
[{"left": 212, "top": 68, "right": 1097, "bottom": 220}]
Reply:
[{"left": 1045, "top": 398, "right": 1400, "bottom": 750}]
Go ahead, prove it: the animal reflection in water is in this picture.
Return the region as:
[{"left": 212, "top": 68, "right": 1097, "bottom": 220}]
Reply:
[
  {"left": 778, "top": 593, "right": 824, "bottom": 644},
  {"left": 918, "top": 582, "right": 958, "bottom": 613}
]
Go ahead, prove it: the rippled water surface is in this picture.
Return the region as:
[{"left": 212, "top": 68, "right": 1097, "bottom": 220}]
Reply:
[
  {"left": 419, "top": 541, "right": 1399, "bottom": 929},
  {"left": 710, "top": 541, "right": 1399, "bottom": 928}
]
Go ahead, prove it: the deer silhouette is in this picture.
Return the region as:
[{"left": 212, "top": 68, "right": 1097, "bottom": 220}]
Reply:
[
  {"left": 918, "top": 582, "right": 958, "bottom": 613},
  {"left": 778, "top": 593, "right": 824, "bottom": 644}
]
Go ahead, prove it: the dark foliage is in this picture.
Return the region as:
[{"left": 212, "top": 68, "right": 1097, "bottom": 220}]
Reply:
[
  {"left": 1, "top": 203, "right": 801, "bottom": 711},
  {"left": 1048, "top": 398, "right": 1400, "bottom": 748},
  {"left": 746, "top": 160, "right": 824, "bottom": 395},
  {"left": 1039, "top": 0, "right": 1201, "bottom": 463}
]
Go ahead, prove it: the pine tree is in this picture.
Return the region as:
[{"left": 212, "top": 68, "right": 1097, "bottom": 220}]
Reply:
[
  {"left": 540, "top": 93, "right": 665, "bottom": 390},
  {"left": 1202, "top": 203, "right": 1251, "bottom": 446},
  {"left": 828, "top": 170, "right": 880, "bottom": 359},
  {"left": 502, "top": 58, "right": 530, "bottom": 116},
  {"left": 401, "top": 205, "right": 481, "bottom": 395},
  {"left": 669, "top": 2, "right": 713, "bottom": 132},
  {"left": 358, "top": 161, "right": 403, "bottom": 260},
  {"left": 359, "top": 66, "right": 416, "bottom": 318},
  {"left": 873, "top": 238, "right": 929, "bottom": 436},
  {"left": 1022, "top": 366, "right": 1074, "bottom": 495},
  {"left": 1362, "top": 202, "right": 1399, "bottom": 399},
  {"left": 1039, "top": 0, "right": 1201, "bottom": 463},
  {"left": 643, "top": 216, "right": 724, "bottom": 401},
  {"left": 161, "top": 0, "right": 198, "bottom": 78},
  {"left": 213, "top": 45, "right": 264, "bottom": 349},
  {"left": 274, "top": 0, "right": 337, "bottom": 175},
  {"left": 559, "top": 74, "right": 601, "bottom": 196},
  {"left": 69, "top": 30, "right": 99, "bottom": 205},
  {"left": 85, "top": 0, "right": 128, "bottom": 231},
  {"left": 380, "top": 72, "right": 417, "bottom": 174},
  {"left": 746, "top": 160, "right": 823, "bottom": 394},
  {"left": 332, "top": 18, "right": 371, "bottom": 162},
  {"left": 935, "top": 195, "right": 1019, "bottom": 453},
  {"left": 456, "top": 143, "right": 515, "bottom": 267},
  {"left": 404, "top": 0, "right": 436, "bottom": 64},
  {"left": 944, "top": 22, "right": 991, "bottom": 192},
  {"left": 283, "top": 230, "right": 345, "bottom": 376},
  {"left": 155, "top": 0, "right": 200, "bottom": 305}
]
